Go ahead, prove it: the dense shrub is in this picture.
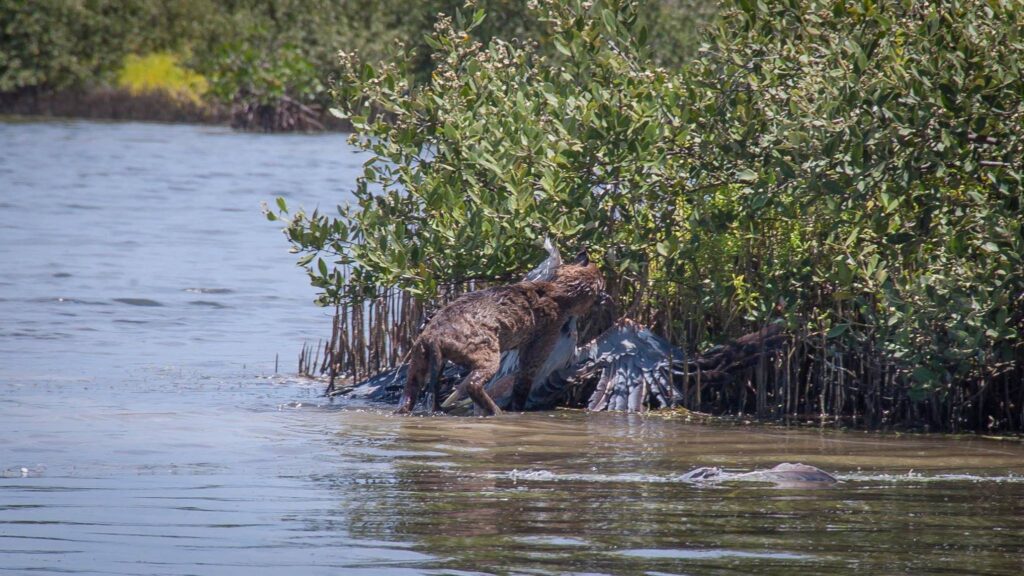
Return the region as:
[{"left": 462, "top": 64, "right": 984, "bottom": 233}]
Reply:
[
  {"left": 277, "top": 0, "right": 1024, "bottom": 430},
  {"left": 1, "top": 0, "right": 147, "bottom": 92}
]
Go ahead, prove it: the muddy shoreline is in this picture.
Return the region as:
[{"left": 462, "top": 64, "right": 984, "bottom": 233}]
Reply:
[{"left": 0, "top": 88, "right": 350, "bottom": 132}]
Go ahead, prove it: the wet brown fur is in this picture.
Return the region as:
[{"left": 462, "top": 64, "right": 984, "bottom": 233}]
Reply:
[{"left": 396, "top": 253, "right": 605, "bottom": 415}]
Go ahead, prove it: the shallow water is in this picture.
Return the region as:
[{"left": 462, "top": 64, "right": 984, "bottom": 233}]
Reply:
[{"left": 1, "top": 120, "right": 1023, "bottom": 575}]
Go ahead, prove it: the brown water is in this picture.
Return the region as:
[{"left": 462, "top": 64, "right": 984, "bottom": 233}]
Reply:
[{"left": 2, "top": 120, "right": 1023, "bottom": 575}]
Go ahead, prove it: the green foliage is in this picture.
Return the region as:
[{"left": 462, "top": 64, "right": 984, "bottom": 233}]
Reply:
[
  {"left": 187, "top": 0, "right": 361, "bottom": 110},
  {"left": 186, "top": 0, "right": 715, "bottom": 115},
  {"left": 281, "top": 0, "right": 1024, "bottom": 414},
  {"left": 290, "top": 0, "right": 691, "bottom": 302},
  {"left": 2, "top": 0, "right": 713, "bottom": 121},
  {"left": 690, "top": 0, "right": 1024, "bottom": 397},
  {"left": 202, "top": 42, "right": 323, "bottom": 108},
  {"left": 0, "top": 0, "right": 149, "bottom": 92},
  {"left": 637, "top": 0, "right": 719, "bottom": 69}
]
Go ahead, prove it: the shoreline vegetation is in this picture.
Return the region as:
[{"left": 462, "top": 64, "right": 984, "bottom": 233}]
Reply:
[
  {"left": 0, "top": 0, "right": 711, "bottom": 131},
  {"left": 0, "top": 88, "right": 228, "bottom": 125},
  {"left": 276, "top": 0, "right": 1023, "bottom": 434},
  {"left": 0, "top": 87, "right": 351, "bottom": 131}
]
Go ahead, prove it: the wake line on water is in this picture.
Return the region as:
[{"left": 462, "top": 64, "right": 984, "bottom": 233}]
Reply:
[
  {"left": 489, "top": 469, "right": 1024, "bottom": 485},
  {"left": 835, "top": 472, "right": 1024, "bottom": 484}
]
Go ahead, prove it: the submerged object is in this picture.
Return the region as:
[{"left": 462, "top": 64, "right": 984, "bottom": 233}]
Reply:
[{"left": 680, "top": 463, "right": 838, "bottom": 487}]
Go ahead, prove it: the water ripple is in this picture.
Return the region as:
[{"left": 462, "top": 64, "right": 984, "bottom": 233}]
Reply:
[
  {"left": 112, "top": 298, "right": 163, "bottom": 307},
  {"left": 188, "top": 300, "right": 229, "bottom": 309}
]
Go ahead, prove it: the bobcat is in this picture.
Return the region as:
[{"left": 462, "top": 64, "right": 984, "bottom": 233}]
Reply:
[{"left": 395, "top": 250, "right": 605, "bottom": 415}]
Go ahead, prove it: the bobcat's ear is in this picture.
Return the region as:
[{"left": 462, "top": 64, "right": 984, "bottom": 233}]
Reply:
[{"left": 573, "top": 249, "right": 590, "bottom": 266}]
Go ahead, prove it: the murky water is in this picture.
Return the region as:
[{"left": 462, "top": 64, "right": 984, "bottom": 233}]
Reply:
[{"left": 2, "top": 120, "right": 1023, "bottom": 575}]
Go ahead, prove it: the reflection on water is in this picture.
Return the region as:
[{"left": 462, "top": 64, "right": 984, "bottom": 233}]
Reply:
[
  {"left": 322, "top": 410, "right": 1024, "bottom": 575},
  {"left": 1, "top": 121, "right": 1023, "bottom": 575}
]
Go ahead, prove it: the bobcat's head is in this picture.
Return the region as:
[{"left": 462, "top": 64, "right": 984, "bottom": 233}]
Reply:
[{"left": 551, "top": 248, "right": 605, "bottom": 315}]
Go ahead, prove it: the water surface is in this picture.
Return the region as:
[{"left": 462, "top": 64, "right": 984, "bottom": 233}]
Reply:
[{"left": 1, "top": 120, "right": 1022, "bottom": 575}]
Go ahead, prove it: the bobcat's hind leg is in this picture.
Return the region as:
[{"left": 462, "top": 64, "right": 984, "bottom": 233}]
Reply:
[{"left": 459, "top": 352, "right": 503, "bottom": 416}]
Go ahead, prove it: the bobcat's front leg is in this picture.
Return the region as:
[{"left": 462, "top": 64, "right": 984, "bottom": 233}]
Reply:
[{"left": 511, "top": 331, "right": 559, "bottom": 411}]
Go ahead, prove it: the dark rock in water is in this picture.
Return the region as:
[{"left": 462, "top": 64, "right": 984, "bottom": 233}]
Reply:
[
  {"left": 188, "top": 300, "right": 229, "bottom": 308},
  {"left": 679, "top": 463, "right": 837, "bottom": 487}
]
